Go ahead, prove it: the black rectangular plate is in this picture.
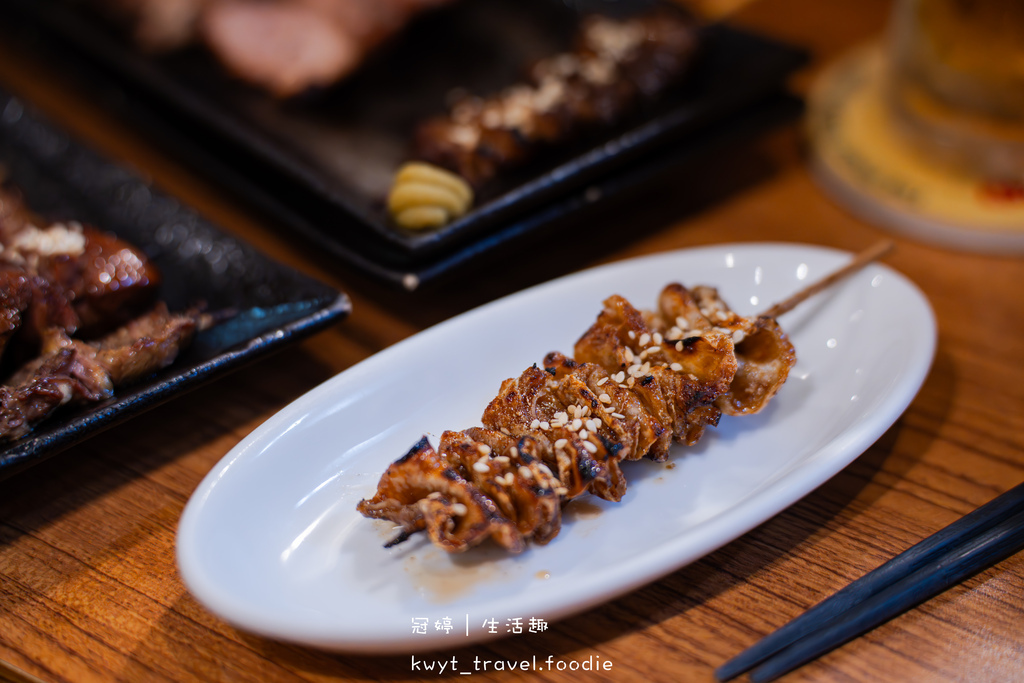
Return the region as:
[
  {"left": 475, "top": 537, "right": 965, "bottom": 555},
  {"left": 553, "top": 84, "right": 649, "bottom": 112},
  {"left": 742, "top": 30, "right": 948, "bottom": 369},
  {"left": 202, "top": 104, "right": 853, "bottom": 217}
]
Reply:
[
  {"left": 0, "top": 89, "right": 351, "bottom": 480},
  {"left": 3, "top": 0, "right": 806, "bottom": 284}
]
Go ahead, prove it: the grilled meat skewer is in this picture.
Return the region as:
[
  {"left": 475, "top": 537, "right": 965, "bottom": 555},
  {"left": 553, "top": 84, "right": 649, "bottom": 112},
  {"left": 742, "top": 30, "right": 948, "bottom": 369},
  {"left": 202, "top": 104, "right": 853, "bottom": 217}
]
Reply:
[
  {"left": 358, "top": 283, "right": 796, "bottom": 553},
  {"left": 411, "top": 10, "right": 699, "bottom": 189},
  {"left": 388, "top": 9, "right": 700, "bottom": 229}
]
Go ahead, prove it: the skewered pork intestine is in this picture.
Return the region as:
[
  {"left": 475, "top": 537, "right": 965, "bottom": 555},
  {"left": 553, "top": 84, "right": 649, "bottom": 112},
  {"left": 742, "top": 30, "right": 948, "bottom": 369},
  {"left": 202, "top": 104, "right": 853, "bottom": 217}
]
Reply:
[
  {"left": 357, "top": 283, "right": 796, "bottom": 553},
  {"left": 388, "top": 9, "right": 699, "bottom": 228},
  {"left": 0, "top": 184, "right": 214, "bottom": 442}
]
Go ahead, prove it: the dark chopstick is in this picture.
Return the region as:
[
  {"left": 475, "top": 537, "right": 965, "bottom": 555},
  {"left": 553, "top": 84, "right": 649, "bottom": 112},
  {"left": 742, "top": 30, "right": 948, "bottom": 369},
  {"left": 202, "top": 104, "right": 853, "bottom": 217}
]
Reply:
[
  {"left": 749, "top": 508, "right": 1024, "bottom": 681},
  {"left": 716, "top": 481, "right": 1024, "bottom": 682}
]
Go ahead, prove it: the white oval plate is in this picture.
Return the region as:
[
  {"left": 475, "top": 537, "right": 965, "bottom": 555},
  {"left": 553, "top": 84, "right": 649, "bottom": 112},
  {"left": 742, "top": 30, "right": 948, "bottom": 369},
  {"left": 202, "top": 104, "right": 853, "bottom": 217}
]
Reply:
[{"left": 177, "top": 243, "right": 936, "bottom": 654}]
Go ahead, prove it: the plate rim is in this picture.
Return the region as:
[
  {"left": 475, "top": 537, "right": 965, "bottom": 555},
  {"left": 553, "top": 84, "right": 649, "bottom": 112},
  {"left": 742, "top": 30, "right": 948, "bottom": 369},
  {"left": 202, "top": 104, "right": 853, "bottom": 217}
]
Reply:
[{"left": 176, "top": 241, "right": 937, "bottom": 653}]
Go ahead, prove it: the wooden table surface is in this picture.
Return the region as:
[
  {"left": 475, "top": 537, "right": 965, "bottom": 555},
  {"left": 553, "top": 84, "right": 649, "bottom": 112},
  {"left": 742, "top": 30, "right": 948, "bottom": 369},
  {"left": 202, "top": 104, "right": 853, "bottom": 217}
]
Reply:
[{"left": 2, "top": 0, "right": 1023, "bottom": 681}]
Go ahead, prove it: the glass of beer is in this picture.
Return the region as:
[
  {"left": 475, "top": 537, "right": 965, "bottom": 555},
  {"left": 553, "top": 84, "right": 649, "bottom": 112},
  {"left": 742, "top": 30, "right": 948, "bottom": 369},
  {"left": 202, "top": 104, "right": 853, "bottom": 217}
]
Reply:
[{"left": 885, "top": 0, "right": 1024, "bottom": 181}]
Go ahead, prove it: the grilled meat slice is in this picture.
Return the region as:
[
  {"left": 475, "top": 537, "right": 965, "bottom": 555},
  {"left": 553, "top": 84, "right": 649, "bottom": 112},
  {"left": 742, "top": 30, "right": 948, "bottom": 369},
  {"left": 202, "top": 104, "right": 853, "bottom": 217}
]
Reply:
[
  {"left": 542, "top": 367, "right": 628, "bottom": 501},
  {"left": 0, "top": 185, "right": 219, "bottom": 443},
  {"left": 544, "top": 351, "right": 668, "bottom": 460},
  {"left": 48, "top": 303, "right": 203, "bottom": 387},
  {"left": 85, "top": 0, "right": 455, "bottom": 93},
  {"left": 32, "top": 225, "right": 161, "bottom": 337},
  {"left": 1, "top": 212, "right": 160, "bottom": 339},
  {"left": 656, "top": 284, "right": 796, "bottom": 416},
  {"left": 0, "top": 267, "right": 33, "bottom": 363},
  {"left": 573, "top": 290, "right": 736, "bottom": 451},
  {"left": 0, "top": 186, "right": 33, "bottom": 242},
  {"left": 200, "top": 1, "right": 361, "bottom": 97},
  {"left": 443, "top": 429, "right": 562, "bottom": 544},
  {"left": 718, "top": 316, "right": 796, "bottom": 416},
  {"left": 0, "top": 265, "right": 80, "bottom": 370},
  {"left": 0, "top": 346, "right": 113, "bottom": 443},
  {"left": 356, "top": 436, "right": 524, "bottom": 553},
  {"left": 481, "top": 364, "right": 613, "bottom": 500},
  {"left": 0, "top": 304, "right": 207, "bottom": 443},
  {"left": 201, "top": 0, "right": 456, "bottom": 97}
]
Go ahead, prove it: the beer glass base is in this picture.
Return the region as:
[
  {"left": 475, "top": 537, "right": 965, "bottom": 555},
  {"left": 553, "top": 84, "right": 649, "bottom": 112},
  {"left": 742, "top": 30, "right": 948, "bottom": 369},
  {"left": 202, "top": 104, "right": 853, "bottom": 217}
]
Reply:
[{"left": 808, "top": 45, "right": 1024, "bottom": 255}]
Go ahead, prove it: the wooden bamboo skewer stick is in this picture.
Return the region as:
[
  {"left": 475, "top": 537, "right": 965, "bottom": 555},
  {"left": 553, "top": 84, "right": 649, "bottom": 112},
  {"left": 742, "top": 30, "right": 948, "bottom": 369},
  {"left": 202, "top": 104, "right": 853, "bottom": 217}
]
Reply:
[{"left": 759, "top": 240, "right": 895, "bottom": 320}]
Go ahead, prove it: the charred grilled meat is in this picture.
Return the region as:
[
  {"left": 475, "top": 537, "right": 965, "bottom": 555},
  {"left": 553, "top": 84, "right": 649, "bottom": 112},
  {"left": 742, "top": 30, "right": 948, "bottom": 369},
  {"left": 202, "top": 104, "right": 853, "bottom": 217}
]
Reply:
[
  {"left": 0, "top": 184, "right": 214, "bottom": 442},
  {"left": 387, "top": 9, "right": 700, "bottom": 229},
  {"left": 410, "top": 10, "right": 700, "bottom": 190},
  {"left": 358, "top": 283, "right": 795, "bottom": 553}
]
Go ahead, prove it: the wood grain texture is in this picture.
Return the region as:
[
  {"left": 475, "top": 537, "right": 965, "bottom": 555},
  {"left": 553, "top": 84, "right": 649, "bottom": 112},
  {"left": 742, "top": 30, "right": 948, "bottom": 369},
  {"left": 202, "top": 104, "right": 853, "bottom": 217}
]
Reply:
[{"left": 1, "top": 0, "right": 1023, "bottom": 680}]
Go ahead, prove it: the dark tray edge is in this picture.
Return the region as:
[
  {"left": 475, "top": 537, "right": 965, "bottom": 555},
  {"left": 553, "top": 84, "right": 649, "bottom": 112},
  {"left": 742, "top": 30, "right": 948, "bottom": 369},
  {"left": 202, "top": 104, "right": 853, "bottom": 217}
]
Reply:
[
  {"left": 0, "top": 88, "right": 353, "bottom": 480},
  {"left": 2, "top": 0, "right": 808, "bottom": 266}
]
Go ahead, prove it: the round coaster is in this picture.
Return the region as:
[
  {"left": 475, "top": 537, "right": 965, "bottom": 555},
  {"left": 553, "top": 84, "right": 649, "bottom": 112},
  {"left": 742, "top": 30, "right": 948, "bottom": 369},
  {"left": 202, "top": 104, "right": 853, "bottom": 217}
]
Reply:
[{"left": 807, "top": 44, "right": 1024, "bottom": 254}]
